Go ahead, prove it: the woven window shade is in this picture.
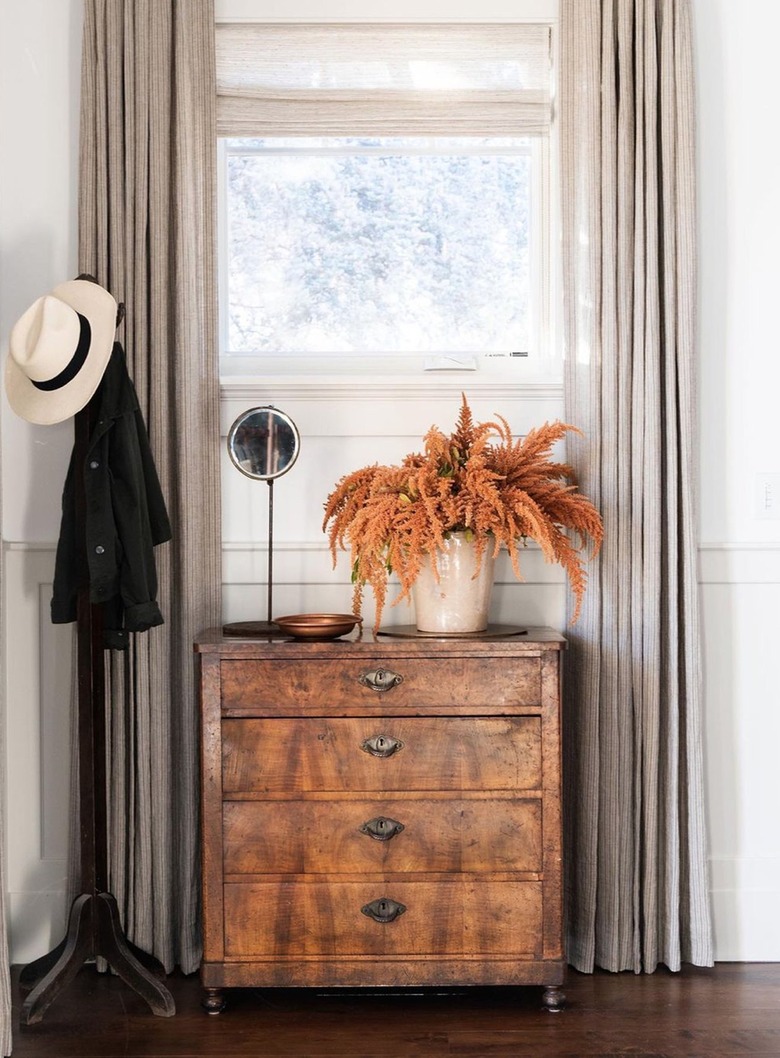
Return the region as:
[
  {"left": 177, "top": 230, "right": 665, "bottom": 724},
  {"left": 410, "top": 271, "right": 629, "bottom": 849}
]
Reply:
[{"left": 216, "top": 24, "right": 552, "bottom": 137}]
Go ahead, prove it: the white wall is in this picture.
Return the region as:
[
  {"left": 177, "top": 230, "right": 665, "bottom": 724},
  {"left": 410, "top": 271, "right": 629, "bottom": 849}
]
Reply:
[
  {"left": 0, "top": 0, "right": 83, "bottom": 963},
  {"left": 0, "top": 0, "right": 82, "bottom": 542},
  {"left": 221, "top": 381, "right": 567, "bottom": 635},
  {"left": 695, "top": 0, "right": 780, "bottom": 960},
  {"left": 1, "top": 0, "right": 777, "bottom": 964}
]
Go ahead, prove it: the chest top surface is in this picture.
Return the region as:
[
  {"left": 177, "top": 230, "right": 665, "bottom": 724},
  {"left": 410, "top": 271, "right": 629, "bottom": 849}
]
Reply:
[{"left": 194, "top": 626, "right": 565, "bottom": 658}]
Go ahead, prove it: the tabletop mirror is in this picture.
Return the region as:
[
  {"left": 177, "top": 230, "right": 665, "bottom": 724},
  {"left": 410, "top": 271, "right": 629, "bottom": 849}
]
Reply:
[{"left": 224, "top": 406, "right": 301, "bottom": 636}]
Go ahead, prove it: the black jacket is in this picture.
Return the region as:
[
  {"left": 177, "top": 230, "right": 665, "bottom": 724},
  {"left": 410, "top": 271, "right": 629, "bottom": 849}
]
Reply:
[{"left": 51, "top": 343, "right": 172, "bottom": 649}]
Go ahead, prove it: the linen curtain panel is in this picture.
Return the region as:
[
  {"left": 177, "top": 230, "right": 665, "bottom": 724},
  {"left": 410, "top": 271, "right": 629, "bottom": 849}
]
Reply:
[
  {"left": 560, "top": 0, "right": 713, "bottom": 972},
  {"left": 78, "top": 0, "right": 221, "bottom": 973}
]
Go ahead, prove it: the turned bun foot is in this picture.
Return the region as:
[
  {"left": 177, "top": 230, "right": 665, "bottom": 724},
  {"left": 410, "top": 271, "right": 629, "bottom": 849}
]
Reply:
[
  {"left": 542, "top": 984, "right": 565, "bottom": 1012},
  {"left": 202, "top": 987, "right": 226, "bottom": 1015}
]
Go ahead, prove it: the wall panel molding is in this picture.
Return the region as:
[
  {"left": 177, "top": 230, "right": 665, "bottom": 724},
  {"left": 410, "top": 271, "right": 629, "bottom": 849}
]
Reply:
[
  {"left": 220, "top": 380, "right": 565, "bottom": 437},
  {"left": 709, "top": 856, "right": 780, "bottom": 961},
  {"left": 222, "top": 540, "right": 566, "bottom": 584},
  {"left": 6, "top": 534, "right": 780, "bottom": 960},
  {"left": 699, "top": 543, "right": 780, "bottom": 583},
  {"left": 3, "top": 543, "right": 71, "bottom": 963}
]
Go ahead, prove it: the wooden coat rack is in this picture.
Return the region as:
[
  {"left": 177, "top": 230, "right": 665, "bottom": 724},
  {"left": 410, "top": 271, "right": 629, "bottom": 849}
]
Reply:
[{"left": 18, "top": 365, "right": 176, "bottom": 1024}]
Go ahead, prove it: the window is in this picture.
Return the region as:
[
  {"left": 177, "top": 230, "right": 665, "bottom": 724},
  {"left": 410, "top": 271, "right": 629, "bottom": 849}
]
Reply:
[
  {"left": 223, "top": 135, "right": 546, "bottom": 359},
  {"left": 216, "top": 23, "right": 555, "bottom": 376}
]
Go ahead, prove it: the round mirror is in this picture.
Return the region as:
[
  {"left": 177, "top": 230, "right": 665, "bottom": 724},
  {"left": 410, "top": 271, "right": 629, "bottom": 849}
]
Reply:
[{"left": 227, "top": 406, "right": 300, "bottom": 481}]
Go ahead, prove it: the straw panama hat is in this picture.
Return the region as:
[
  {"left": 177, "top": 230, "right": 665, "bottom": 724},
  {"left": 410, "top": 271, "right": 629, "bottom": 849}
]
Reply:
[{"left": 5, "top": 279, "right": 118, "bottom": 425}]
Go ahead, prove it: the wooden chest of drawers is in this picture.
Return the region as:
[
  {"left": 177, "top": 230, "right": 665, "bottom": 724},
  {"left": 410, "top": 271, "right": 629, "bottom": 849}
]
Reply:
[{"left": 195, "top": 628, "right": 566, "bottom": 1011}]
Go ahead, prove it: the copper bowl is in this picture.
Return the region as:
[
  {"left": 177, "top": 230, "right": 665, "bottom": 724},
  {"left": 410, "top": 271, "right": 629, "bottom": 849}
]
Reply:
[{"left": 274, "top": 613, "right": 362, "bottom": 640}]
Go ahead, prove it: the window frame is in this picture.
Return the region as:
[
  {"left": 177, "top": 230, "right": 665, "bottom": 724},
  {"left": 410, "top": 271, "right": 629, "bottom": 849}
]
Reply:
[
  {"left": 215, "top": 11, "right": 561, "bottom": 386},
  {"left": 218, "top": 134, "right": 554, "bottom": 372}
]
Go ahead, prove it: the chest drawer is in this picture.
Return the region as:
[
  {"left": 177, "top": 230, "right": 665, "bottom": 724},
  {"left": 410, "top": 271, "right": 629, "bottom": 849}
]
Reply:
[
  {"left": 223, "top": 879, "right": 543, "bottom": 958},
  {"left": 220, "top": 656, "right": 542, "bottom": 714},
  {"left": 223, "top": 797, "right": 542, "bottom": 876},
  {"left": 222, "top": 716, "right": 542, "bottom": 795}
]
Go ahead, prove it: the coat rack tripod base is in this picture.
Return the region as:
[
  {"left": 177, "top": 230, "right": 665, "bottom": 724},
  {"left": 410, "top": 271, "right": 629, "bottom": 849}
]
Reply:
[
  {"left": 18, "top": 403, "right": 175, "bottom": 1025},
  {"left": 19, "top": 892, "right": 175, "bottom": 1024}
]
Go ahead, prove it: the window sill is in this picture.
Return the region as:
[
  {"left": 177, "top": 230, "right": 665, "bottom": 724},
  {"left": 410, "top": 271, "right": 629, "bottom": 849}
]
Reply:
[{"left": 219, "top": 355, "right": 563, "bottom": 401}]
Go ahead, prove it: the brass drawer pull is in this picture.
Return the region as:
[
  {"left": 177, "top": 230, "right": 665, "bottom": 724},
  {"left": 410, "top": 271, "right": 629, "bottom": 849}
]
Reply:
[
  {"left": 361, "top": 898, "right": 407, "bottom": 924},
  {"left": 360, "top": 734, "right": 404, "bottom": 759},
  {"left": 358, "top": 668, "right": 404, "bottom": 693},
  {"left": 359, "top": 816, "right": 405, "bottom": 842}
]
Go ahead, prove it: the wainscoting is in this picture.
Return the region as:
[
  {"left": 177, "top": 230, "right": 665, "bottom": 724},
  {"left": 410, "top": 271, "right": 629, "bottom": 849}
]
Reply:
[
  {"left": 699, "top": 544, "right": 780, "bottom": 961},
  {"left": 4, "top": 544, "right": 72, "bottom": 965},
  {"left": 4, "top": 379, "right": 778, "bottom": 963}
]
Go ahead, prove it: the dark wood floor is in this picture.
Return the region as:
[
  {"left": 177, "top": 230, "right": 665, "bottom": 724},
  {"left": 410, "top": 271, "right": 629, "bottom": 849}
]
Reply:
[{"left": 11, "top": 963, "right": 780, "bottom": 1058}]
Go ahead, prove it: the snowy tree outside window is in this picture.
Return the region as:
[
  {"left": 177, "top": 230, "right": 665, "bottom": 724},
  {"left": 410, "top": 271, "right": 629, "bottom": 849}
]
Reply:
[{"left": 222, "top": 137, "right": 542, "bottom": 359}]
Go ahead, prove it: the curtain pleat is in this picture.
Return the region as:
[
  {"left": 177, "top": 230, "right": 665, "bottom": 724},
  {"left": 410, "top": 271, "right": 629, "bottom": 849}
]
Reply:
[
  {"left": 79, "top": 0, "right": 220, "bottom": 973},
  {"left": 560, "top": 0, "right": 713, "bottom": 973}
]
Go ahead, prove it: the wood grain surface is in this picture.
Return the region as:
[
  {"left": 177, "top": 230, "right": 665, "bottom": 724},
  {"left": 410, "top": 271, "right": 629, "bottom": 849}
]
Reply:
[
  {"left": 198, "top": 632, "right": 565, "bottom": 999},
  {"left": 220, "top": 656, "right": 542, "bottom": 714},
  {"left": 223, "top": 879, "right": 543, "bottom": 960},
  {"left": 221, "top": 716, "right": 542, "bottom": 795},
  {"left": 223, "top": 797, "right": 543, "bottom": 875},
  {"left": 12, "top": 963, "right": 778, "bottom": 1058}
]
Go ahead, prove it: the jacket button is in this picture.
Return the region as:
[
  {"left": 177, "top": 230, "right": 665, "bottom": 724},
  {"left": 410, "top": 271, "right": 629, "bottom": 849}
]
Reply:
[
  {"left": 95, "top": 545, "right": 105, "bottom": 555},
  {"left": 89, "top": 460, "right": 99, "bottom": 469}
]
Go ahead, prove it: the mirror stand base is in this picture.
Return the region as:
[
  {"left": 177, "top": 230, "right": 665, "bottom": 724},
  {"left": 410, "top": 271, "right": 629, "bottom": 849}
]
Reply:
[{"left": 222, "top": 620, "right": 288, "bottom": 638}]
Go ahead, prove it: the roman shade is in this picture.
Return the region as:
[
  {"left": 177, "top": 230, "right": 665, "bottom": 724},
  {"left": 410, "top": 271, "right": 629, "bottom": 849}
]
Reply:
[{"left": 216, "top": 23, "right": 552, "bottom": 137}]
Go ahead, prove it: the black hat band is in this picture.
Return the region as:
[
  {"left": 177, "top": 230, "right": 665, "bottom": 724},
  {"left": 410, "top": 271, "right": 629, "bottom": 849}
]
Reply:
[{"left": 31, "top": 313, "right": 92, "bottom": 392}]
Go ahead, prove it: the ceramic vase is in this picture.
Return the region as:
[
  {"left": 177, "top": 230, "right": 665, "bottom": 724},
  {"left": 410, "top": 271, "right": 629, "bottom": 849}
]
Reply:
[{"left": 412, "top": 532, "right": 496, "bottom": 634}]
